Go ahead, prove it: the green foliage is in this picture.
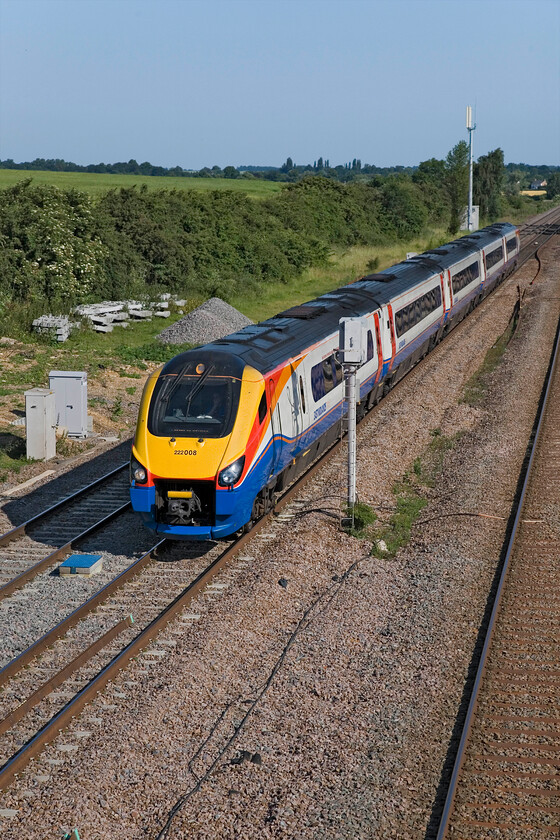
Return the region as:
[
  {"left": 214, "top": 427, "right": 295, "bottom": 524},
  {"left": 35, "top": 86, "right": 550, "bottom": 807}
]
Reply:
[
  {"left": 546, "top": 173, "right": 560, "bottom": 199},
  {"left": 345, "top": 501, "right": 377, "bottom": 537},
  {"left": 462, "top": 320, "right": 516, "bottom": 406},
  {"left": 0, "top": 180, "right": 107, "bottom": 307},
  {"left": 412, "top": 158, "right": 451, "bottom": 224},
  {"left": 2, "top": 163, "right": 526, "bottom": 327},
  {"left": 114, "top": 341, "right": 193, "bottom": 364},
  {"left": 371, "top": 481, "right": 427, "bottom": 558},
  {"left": 111, "top": 396, "right": 123, "bottom": 420},
  {"left": 474, "top": 148, "right": 504, "bottom": 221},
  {"left": 379, "top": 178, "right": 428, "bottom": 238},
  {"left": 0, "top": 429, "right": 33, "bottom": 480},
  {"left": 269, "top": 176, "right": 383, "bottom": 247},
  {"left": 445, "top": 141, "right": 469, "bottom": 234}
]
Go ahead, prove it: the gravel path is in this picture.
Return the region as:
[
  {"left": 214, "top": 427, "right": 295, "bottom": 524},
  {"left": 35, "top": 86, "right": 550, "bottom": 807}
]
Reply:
[{"left": 0, "top": 243, "right": 559, "bottom": 838}]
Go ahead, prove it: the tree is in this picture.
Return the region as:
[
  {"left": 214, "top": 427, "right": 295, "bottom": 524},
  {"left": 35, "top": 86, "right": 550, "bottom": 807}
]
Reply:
[
  {"left": 445, "top": 141, "right": 469, "bottom": 234},
  {"left": 281, "top": 157, "right": 294, "bottom": 173},
  {"left": 546, "top": 172, "right": 560, "bottom": 199},
  {"left": 474, "top": 148, "right": 504, "bottom": 220},
  {"left": 412, "top": 158, "right": 449, "bottom": 224},
  {"left": 223, "top": 166, "right": 238, "bottom": 179}
]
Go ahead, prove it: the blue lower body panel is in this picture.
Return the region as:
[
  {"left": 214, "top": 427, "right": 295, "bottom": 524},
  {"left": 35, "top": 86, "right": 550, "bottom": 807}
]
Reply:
[{"left": 130, "top": 482, "right": 253, "bottom": 541}]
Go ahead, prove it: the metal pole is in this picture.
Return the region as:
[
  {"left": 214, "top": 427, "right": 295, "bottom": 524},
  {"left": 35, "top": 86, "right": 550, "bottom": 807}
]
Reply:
[
  {"left": 346, "top": 367, "right": 357, "bottom": 507},
  {"left": 468, "top": 125, "right": 474, "bottom": 231}
]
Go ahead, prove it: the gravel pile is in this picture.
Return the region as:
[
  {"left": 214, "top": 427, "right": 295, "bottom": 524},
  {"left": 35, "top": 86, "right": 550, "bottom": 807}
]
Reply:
[
  {"left": 157, "top": 298, "right": 253, "bottom": 346},
  {"left": 1, "top": 244, "right": 559, "bottom": 839}
]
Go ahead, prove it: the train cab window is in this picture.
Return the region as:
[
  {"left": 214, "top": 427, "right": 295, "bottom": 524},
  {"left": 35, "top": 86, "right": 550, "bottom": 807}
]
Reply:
[
  {"left": 148, "top": 374, "right": 241, "bottom": 439},
  {"left": 332, "top": 355, "right": 343, "bottom": 385},
  {"left": 311, "top": 362, "right": 326, "bottom": 401},
  {"left": 367, "top": 330, "right": 374, "bottom": 361},
  {"left": 322, "top": 358, "right": 334, "bottom": 393},
  {"left": 258, "top": 392, "right": 267, "bottom": 424},
  {"left": 299, "top": 376, "right": 306, "bottom": 413}
]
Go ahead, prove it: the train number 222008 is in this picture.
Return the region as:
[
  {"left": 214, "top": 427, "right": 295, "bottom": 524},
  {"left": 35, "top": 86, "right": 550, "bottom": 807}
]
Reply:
[{"left": 174, "top": 450, "right": 197, "bottom": 456}]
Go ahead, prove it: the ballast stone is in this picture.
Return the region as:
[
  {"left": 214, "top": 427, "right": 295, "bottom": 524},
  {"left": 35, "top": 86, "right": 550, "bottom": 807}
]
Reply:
[{"left": 157, "top": 297, "right": 253, "bottom": 346}]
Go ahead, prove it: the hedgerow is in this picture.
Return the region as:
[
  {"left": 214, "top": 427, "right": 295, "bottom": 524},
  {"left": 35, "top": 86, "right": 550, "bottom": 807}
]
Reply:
[{"left": 0, "top": 174, "right": 449, "bottom": 322}]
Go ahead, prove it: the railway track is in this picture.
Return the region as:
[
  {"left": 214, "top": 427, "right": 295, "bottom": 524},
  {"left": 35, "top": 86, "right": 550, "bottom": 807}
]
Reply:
[
  {"left": 0, "top": 485, "right": 310, "bottom": 790},
  {"left": 0, "top": 206, "right": 558, "bottom": 796},
  {"left": 435, "top": 314, "right": 560, "bottom": 836},
  {"left": 0, "top": 463, "right": 130, "bottom": 596},
  {"left": 518, "top": 204, "right": 560, "bottom": 266}
]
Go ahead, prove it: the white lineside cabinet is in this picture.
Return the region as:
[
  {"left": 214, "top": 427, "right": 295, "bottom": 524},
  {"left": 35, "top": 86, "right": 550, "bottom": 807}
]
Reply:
[
  {"left": 339, "top": 316, "right": 367, "bottom": 364},
  {"left": 48, "top": 370, "right": 89, "bottom": 438},
  {"left": 24, "top": 389, "right": 56, "bottom": 461}
]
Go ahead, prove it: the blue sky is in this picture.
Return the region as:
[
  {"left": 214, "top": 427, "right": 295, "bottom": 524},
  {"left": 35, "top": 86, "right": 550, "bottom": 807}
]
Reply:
[{"left": 0, "top": 0, "right": 558, "bottom": 168}]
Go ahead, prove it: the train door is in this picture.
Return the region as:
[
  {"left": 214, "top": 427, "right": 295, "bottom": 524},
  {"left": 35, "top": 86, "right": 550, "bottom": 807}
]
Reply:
[
  {"left": 446, "top": 269, "right": 454, "bottom": 310},
  {"left": 386, "top": 304, "right": 397, "bottom": 371},
  {"left": 267, "top": 378, "right": 283, "bottom": 478},
  {"left": 287, "top": 363, "right": 304, "bottom": 454},
  {"left": 373, "top": 312, "right": 383, "bottom": 383}
]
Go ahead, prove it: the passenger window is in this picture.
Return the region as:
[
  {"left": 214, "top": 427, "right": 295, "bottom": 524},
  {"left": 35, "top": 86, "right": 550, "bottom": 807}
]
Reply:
[
  {"left": 311, "top": 362, "right": 326, "bottom": 401},
  {"left": 299, "top": 376, "right": 306, "bottom": 413},
  {"left": 258, "top": 392, "right": 267, "bottom": 424}
]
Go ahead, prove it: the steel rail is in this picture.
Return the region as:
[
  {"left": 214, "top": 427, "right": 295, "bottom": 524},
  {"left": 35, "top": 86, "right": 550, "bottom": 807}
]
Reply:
[
  {"left": 0, "top": 462, "right": 128, "bottom": 546},
  {"left": 0, "top": 615, "right": 133, "bottom": 737},
  {"left": 0, "top": 501, "right": 132, "bottom": 601},
  {"left": 0, "top": 538, "right": 165, "bottom": 689},
  {"left": 435, "top": 312, "right": 560, "bottom": 839},
  {"left": 517, "top": 207, "right": 560, "bottom": 269}
]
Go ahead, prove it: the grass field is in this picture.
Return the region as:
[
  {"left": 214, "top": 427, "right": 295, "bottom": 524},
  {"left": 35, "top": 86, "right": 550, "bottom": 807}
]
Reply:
[
  {"left": 231, "top": 230, "right": 450, "bottom": 321},
  {"left": 0, "top": 168, "right": 284, "bottom": 197}
]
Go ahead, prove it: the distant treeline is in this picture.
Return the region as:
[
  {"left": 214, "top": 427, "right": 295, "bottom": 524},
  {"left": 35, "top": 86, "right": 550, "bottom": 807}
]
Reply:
[
  {"left": 3, "top": 155, "right": 557, "bottom": 187},
  {"left": 0, "top": 145, "right": 552, "bottom": 325},
  {"left": 0, "top": 156, "right": 415, "bottom": 182}
]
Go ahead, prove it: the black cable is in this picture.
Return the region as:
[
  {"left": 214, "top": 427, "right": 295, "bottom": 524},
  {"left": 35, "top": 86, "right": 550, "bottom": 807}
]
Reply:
[{"left": 155, "top": 553, "right": 369, "bottom": 839}]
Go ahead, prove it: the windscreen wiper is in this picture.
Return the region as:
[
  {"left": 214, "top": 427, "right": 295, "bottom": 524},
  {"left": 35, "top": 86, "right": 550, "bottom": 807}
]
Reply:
[{"left": 183, "top": 364, "right": 216, "bottom": 417}]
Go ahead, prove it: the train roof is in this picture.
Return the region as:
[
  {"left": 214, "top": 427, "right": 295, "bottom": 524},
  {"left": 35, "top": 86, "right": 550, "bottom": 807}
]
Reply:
[{"left": 196, "top": 222, "right": 518, "bottom": 375}]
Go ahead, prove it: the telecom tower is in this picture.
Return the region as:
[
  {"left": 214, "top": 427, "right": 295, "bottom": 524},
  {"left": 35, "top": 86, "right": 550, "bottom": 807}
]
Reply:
[{"left": 466, "top": 105, "right": 476, "bottom": 231}]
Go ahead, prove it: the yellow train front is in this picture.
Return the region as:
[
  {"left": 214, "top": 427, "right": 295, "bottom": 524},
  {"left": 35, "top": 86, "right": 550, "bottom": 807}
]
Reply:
[{"left": 130, "top": 349, "right": 268, "bottom": 540}]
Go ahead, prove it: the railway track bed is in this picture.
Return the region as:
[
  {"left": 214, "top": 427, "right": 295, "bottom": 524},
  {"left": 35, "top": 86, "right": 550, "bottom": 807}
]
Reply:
[
  {"left": 436, "top": 278, "right": 560, "bottom": 838},
  {"left": 0, "top": 221, "right": 559, "bottom": 837}
]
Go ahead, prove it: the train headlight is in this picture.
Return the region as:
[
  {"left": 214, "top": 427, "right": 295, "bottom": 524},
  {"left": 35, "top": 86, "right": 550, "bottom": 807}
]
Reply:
[
  {"left": 130, "top": 457, "right": 148, "bottom": 484},
  {"left": 218, "top": 456, "right": 245, "bottom": 487}
]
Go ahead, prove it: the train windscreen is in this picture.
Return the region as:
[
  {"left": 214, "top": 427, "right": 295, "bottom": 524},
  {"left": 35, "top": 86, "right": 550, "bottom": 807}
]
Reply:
[{"left": 148, "top": 368, "right": 241, "bottom": 439}]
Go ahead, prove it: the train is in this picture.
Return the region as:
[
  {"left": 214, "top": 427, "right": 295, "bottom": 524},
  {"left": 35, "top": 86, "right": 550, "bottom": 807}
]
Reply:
[{"left": 130, "top": 222, "right": 520, "bottom": 540}]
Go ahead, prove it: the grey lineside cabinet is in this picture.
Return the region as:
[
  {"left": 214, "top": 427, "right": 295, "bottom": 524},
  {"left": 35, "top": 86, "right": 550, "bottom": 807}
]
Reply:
[{"left": 48, "top": 370, "right": 89, "bottom": 438}]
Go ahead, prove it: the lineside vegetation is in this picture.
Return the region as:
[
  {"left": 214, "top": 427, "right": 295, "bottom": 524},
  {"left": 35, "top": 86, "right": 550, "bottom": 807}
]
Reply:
[{"left": 0, "top": 144, "right": 551, "bottom": 335}]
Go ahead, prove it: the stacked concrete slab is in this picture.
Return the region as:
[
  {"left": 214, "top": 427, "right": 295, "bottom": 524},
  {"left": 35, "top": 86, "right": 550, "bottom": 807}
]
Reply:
[
  {"left": 32, "top": 295, "right": 181, "bottom": 340},
  {"left": 32, "top": 315, "right": 74, "bottom": 342}
]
